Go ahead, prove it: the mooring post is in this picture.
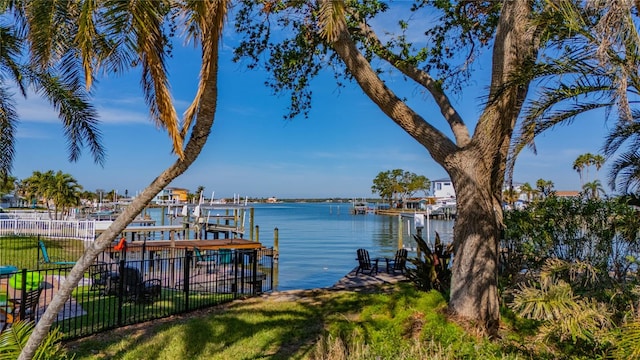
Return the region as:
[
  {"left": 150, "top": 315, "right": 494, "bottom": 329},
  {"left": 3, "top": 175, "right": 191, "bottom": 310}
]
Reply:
[
  {"left": 255, "top": 225, "right": 259, "bottom": 243},
  {"left": 273, "top": 227, "right": 279, "bottom": 262},
  {"left": 250, "top": 207, "right": 255, "bottom": 240}
]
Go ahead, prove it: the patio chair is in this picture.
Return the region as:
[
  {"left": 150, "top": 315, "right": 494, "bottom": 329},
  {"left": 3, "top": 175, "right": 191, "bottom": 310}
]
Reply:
[
  {"left": 90, "top": 261, "right": 116, "bottom": 293},
  {"left": 38, "top": 240, "right": 76, "bottom": 267},
  {"left": 120, "top": 267, "right": 161, "bottom": 304},
  {"left": 194, "top": 247, "right": 217, "bottom": 274},
  {"left": 1, "top": 272, "right": 44, "bottom": 332},
  {"left": 385, "top": 248, "right": 408, "bottom": 274},
  {"left": 355, "top": 248, "right": 379, "bottom": 275}
]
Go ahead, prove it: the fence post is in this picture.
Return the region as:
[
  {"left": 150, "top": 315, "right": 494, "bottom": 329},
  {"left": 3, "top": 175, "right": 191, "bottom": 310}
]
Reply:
[
  {"left": 117, "top": 259, "right": 125, "bottom": 326},
  {"left": 252, "top": 249, "right": 259, "bottom": 294},
  {"left": 36, "top": 235, "right": 41, "bottom": 270},
  {"left": 233, "top": 250, "right": 239, "bottom": 298},
  {"left": 19, "top": 268, "right": 27, "bottom": 321},
  {"left": 184, "top": 251, "right": 191, "bottom": 312}
]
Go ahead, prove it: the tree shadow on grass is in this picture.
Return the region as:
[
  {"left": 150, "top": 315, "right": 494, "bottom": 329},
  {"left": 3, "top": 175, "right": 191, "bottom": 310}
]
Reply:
[{"left": 66, "top": 284, "right": 411, "bottom": 359}]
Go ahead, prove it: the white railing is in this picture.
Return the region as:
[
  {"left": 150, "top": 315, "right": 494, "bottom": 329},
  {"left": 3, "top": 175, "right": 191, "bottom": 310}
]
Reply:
[{"left": 0, "top": 219, "right": 95, "bottom": 242}]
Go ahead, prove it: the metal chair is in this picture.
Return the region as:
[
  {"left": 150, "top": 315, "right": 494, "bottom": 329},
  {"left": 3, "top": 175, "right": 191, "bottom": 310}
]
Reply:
[{"left": 119, "top": 267, "right": 161, "bottom": 304}]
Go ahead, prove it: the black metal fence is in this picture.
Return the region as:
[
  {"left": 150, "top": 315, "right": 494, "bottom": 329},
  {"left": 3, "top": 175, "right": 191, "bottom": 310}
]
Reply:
[{"left": 0, "top": 240, "right": 274, "bottom": 339}]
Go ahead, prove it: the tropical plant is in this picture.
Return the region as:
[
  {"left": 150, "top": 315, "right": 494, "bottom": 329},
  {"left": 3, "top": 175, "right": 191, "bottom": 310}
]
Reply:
[
  {"left": 508, "top": 0, "right": 636, "bottom": 196},
  {"left": 406, "top": 232, "right": 453, "bottom": 294},
  {"left": 582, "top": 179, "right": 605, "bottom": 200},
  {"left": 509, "top": 259, "right": 614, "bottom": 356},
  {"left": 536, "top": 179, "right": 555, "bottom": 198},
  {"left": 21, "top": 170, "right": 81, "bottom": 220},
  {"left": 17, "top": 1, "right": 230, "bottom": 359},
  {"left": 519, "top": 182, "right": 538, "bottom": 203},
  {"left": 573, "top": 153, "right": 589, "bottom": 187},
  {"left": 615, "top": 318, "right": 640, "bottom": 360},
  {"left": 502, "top": 195, "right": 640, "bottom": 287},
  {"left": 502, "top": 187, "right": 520, "bottom": 206},
  {"left": 0, "top": 321, "right": 70, "bottom": 360}
]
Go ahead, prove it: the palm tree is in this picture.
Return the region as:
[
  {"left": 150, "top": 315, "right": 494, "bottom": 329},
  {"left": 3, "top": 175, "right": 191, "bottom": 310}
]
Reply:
[
  {"left": 509, "top": 1, "right": 636, "bottom": 195},
  {"left": 23, "top": 170, "right": 56, "bottom": 217},
  {"left": 591, "top": 154, "right": 605, "bottom": 173},
  {"left": 573, "top": 154, "right": 589, "bottom": 186},
  {"left": 50, "top": 171, "right": 82, "bottom": 219},
  {"left": 582, "top": 180, "right": 605, "bottom": 200},
  {"left": 503, "top": 188, "right": 520, "bottom": 207},
  {"left": 536, "top": 178, "right": 555, "bottom": 198},
  {"left": 519, "top": 182, "right": 538, "bottom": 203},
  {"left": 20, "top": 2, "right": 230, "bottom": 358},
  {"left": 196, "top": 185, "right": 205, "bottom": 202}
]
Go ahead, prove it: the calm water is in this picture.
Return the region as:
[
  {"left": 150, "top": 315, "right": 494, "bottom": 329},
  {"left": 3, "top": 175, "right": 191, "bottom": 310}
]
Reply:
[{"left": 149, "top": 202, "right": 454, "bottom": 291}]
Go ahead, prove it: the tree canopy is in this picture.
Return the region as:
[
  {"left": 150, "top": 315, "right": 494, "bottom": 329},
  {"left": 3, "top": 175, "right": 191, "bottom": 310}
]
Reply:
[{"left": 371, "top": 169, "right": 429, "bottom": 207}]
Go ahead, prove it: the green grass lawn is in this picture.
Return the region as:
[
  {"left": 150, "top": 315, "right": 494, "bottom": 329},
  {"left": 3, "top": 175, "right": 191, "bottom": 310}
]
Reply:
[
  {"left": 0, "top": 236, "right": 83, "bottom": 269},
  {"left": 64, "top": 283, "right": 556, "bottom": 360}
]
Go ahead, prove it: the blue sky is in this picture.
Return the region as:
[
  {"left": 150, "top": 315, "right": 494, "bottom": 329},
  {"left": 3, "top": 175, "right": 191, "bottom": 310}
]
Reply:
[{"left": 10, "top": 6, "right": 610, "bottom": 199}]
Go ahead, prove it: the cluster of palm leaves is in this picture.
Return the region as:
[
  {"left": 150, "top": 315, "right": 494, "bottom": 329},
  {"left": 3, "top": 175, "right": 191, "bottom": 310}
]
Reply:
[
  {"left": 509, "top": 0, "right": 640, "bottom": 197},
  {"left": 0, "top": 321, "right": 69, "bottom": 360}
]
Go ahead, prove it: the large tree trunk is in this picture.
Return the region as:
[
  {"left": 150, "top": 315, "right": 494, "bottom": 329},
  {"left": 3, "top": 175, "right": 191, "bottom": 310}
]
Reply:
[{"left": 447, "top": 152, "right": 503, "bottom": 335}]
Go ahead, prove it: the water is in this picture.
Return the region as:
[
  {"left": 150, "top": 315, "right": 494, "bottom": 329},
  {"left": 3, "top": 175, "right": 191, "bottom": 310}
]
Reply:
[{"left": 147, "top": 202, "right": 454, "bottom": 291}]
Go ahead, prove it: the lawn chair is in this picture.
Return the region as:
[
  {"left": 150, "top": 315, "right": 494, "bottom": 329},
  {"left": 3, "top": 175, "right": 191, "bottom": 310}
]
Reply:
[
  {"left": 355, "top": 248, "right": 379, "bottom": 275},
  {"left": 0, "top": 272, "right": 44, "bottom": 332},
  {"left": 194, "top": 247, "right": 217, "bottom": 274},
  {"left": 120, "top": 267, "right": 161, "bottom": 304},
  {"left": 385, "top": 248, "right": 408, "bottom": 274},
  {"left": 90, "top": 261, "right": 117, "bottom": 293},
  {"left": 38, "top": 240, "right": 76, "bottom": 267}
]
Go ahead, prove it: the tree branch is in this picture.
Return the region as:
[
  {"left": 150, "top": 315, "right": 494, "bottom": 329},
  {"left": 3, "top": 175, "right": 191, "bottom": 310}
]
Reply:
[
  {"left": 356, "top": 20, "right": 471, "bottom": 148},
  {"left": 327, "top": 10, "right": 457, "bottom": 164}
]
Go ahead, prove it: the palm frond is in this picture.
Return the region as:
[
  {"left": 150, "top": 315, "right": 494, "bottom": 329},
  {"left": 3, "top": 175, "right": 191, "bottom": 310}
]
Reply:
[
  {"left": 102, "top": 0, "right": 181, "bottom": 157},
  {"left": 0, "top": 320, "right": 68, "bottom": 360},
  {"left": 602, "top": 116, "right": 640, "bottom": 158},
  {"left": 318, "top": 0, "right": 346, "bottom": 43},
  {"left": 615, "top": 318, "right": 640, "bottom": 360},
  {"left": 75, "top": 0, "right": 100, "bottom": 89},
  {"left": 607, "top": 150, "right": 640, "bottom": 193},
  {"left": 0, "top": 25, "right": 27, "bottom": 96},
  {"left": 25, "top": 66, "right": 105, "bottom": 166},
  {"left": 0, "top": 84, "right": 18, "bottom": 178}
]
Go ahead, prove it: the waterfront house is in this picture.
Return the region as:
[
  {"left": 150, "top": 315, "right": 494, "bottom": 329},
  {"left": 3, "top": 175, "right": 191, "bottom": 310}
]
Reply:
[
  {"left": 431, "top": 178, "right": 456, "bottom": 199},
  {"left": 153, "top": 187, "right": 189, "bottom": 205}
]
